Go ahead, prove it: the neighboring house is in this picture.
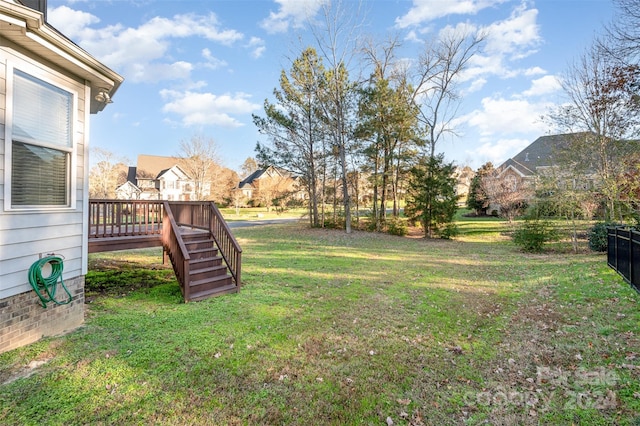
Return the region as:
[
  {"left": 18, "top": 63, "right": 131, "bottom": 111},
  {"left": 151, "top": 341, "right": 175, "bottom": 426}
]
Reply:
[
  {"left": 0, "top": 0, "right": 123, "bottom": 352},
  {"left": 156, "top": 165, "right": 198, "bottom": 201},
  {"left": 237, "top": 168, "right": 267, "bottom": 200},
  {"left": 114, "top": 180, "right": 141, "bottom": 200},
  {"left": 495, "top": 133, "right": 597, "bottom": 189},
  {"left": 116, "top": 154, "right": 210, "bottom": 201},
  {"left": 237, "top": 166, "right": 303, "bottom": 206},
  {"left": 488, "top": 132, "right": 604, "bottom": 215}
]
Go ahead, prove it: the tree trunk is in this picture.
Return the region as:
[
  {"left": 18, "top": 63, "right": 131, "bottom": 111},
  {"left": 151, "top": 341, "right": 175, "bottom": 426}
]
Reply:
[{"left": 339, "top": 141, "right": 351, "bottom": 233}]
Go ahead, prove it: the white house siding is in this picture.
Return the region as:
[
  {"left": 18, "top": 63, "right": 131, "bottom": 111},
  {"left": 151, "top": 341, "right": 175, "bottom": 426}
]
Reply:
[
  {"left": 0, "top": 40, "right": 87, "bottom": 351},
  {"left": 0, "top": 52, "right": 5, "bottom": 201}
]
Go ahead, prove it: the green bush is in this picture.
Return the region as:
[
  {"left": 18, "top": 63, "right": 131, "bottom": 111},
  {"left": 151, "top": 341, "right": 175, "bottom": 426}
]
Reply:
[
  {"left": 588, "top": 222, "right": 608, "bottom": 252},
  {"left": 439, "top": 223, "right": 459, "bottom": 239},
  {"left": 386, "top": 217, "right": 408, "bottom": 236},
  {"left": 512, "top": 219, "right": 559, "bottom": 252},
  {"left": 588, "top": 222, "right": 621, "bottom": 252}
]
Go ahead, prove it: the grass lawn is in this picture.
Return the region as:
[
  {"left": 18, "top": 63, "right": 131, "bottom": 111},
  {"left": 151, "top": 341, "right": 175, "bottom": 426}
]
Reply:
[
  {"left": 1, "top": 217, "right": 639, "bottom": 425},
  {"left": 219, "top": 207, "right": 307, "bottom": 221}
]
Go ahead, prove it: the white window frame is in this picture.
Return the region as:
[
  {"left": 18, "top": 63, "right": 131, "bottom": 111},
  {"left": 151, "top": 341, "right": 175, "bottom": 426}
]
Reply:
[{"left": 4, "top": 60, "right": 79, "bottom": 211}]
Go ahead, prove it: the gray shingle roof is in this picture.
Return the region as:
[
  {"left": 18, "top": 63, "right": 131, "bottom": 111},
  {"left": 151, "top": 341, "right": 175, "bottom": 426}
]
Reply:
[
  {"left": 238, "top": 169, "right": 267, "bottom": 189},
  {"left": 499, "top": 132, "right": 594, "bottom": 177}
]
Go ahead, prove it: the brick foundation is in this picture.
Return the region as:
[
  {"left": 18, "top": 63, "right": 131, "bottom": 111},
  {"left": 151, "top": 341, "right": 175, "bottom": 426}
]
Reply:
[{"left": 0, "top": 276, "right": 85, "bottom": 354}]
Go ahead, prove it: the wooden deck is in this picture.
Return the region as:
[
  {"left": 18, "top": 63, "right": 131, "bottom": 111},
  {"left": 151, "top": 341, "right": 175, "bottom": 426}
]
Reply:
[
  {"left": 88, "top": 200, "right": 164, "bottom": 253},
  {"left": 88, "top": 200, "right": 242, "bottom": 301}
]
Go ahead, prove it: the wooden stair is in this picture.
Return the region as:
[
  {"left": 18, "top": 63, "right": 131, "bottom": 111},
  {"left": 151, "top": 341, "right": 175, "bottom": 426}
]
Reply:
[
  {"left": 181, "top": 231, "right": 238, "bottom": 301},
  {"left": 88, "top": 200, "right": 241, "bottom": 303}
]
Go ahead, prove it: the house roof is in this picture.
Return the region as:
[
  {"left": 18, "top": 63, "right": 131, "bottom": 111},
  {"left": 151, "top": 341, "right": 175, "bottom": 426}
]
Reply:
[
  {"left": 156, "top": 164, "right": 189, "bottom": 180},
  {"left": 1, "top": 0, "right": 123, "bottom": 113},
  {"left": 238, "top": 169, "right": 267, "bottom": 189},
  {"left": 498, "top": 132, "right": 594, "bottom": 177},
  {"left": 237, "top": 166, "right": 293, "bottom": 189},
  {"left": 115, "top": 180, "right": 141, "bottom": 192},
  {"left": 136, "top": 155, "right": 181, "bottom": 179},
  {"left": 497, "top": 158, "right": 535, "bottom": 178}
]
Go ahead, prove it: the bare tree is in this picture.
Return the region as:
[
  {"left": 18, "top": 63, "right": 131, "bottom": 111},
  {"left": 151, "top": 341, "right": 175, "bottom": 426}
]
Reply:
[
  {"left": 177, "top": 135, "right": 221, "bottom": 201},
  {"left": 551, "top": 41, "right": 640, "bottom": 220},
  {"left": 482, "top": 174, "right": 533, "bottom": 223},
  {"left": 607, "top": 0, "right": 640, "bottom": 60},
  {"left": 254, "top": 171, "right": 296, "bottom": 212},
  {"left": 534, "top": 167, "right": 599, "bottom": 253},
  {"left": 412, "top": 26, "right": 486, "bottom": 159},
  {"left": 88, "top": 147, "right": 129, "bottom": 198}
]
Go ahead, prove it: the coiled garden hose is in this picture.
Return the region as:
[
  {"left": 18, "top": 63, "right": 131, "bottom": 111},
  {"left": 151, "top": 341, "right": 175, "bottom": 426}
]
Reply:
[{"left": 28, "top": 256, "right": 72, "bottom": 308}]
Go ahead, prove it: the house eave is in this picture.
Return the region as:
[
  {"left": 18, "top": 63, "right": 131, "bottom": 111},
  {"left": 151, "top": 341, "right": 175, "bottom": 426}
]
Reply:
[
  {"left": 497, "top": 164, "right": 528, "bottom": 178},
  {"left": 0, "top": 2, "right": 123, "bottom": 113}
]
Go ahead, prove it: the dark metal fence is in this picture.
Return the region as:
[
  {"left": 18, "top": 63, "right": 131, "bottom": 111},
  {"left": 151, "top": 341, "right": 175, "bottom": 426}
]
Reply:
[{"left": 607, "top": 226, "right": 640, "bottom": 292}]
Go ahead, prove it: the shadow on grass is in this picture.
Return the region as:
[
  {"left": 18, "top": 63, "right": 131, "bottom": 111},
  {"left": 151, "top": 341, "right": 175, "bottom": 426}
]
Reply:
[{"left": 86, "top": 254, "right": 178, "bottom": 301}]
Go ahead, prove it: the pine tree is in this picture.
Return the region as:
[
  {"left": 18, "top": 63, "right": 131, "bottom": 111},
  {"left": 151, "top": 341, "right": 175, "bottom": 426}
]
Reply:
[{"left": 405, "top": 154, "right": 458, "bottom": 238}]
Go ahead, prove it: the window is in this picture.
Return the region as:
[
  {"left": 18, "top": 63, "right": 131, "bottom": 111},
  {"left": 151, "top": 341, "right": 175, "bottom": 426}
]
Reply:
[{"left": 7, "top": 68, "right": 74, "bottom": 208}]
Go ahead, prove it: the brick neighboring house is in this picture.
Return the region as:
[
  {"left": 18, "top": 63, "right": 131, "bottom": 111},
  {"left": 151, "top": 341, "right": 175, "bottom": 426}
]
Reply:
[
  {"left": 487, "top": 132, "right": 607, "bottom": 216},
  {"left": 237, "top": 166, "right": 303, "bottom": 207},
  {"left": 495, "top": 132, "right": 598, "bottom": 190}
]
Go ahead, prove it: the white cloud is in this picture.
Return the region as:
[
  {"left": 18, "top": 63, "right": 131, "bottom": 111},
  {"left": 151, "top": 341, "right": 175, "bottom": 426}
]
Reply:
[
  {"left": 395, "top": 0, "right": 508, "bottom": 28},
  {"left": 483, "top": 5, "right": 541, "bottom": 59},
  {"left": 405, "top": 30, "right": 422, "bottom": 43},
  {"left": 201, "top": 48, "right": 229, "bottom": 70},
  {"left": 466, "top": 138, "right": 531, "bottom": 165},
  {"left": 160, "top": 90, "right": 260, "bottom": 127},
  {"left": 260, "top": 0, "right": 327, "bottom": 34},
  {"left": 462, "top": 5, "right": 543, "bottom": 81},
  {"left": 521, "top": 75, "right": 562, "bottom": 97},
  {"left": 524, "top": 67, "right": 547, "bottom": 76},
  {"left": 48, "top": 5, "right": 100, "bottom": 39},
  {"left": 459, "top": 96, "right": 551, "bottom": 136},
  {"left": 127, "top": 61, "right": 194, "bottom": 83},
  {"left": 48, "top": 6, "right": 243, "bottom": 83},
  {"left": 246, "top": 37, "right": 266, "bottom": 59},
  {"left": 465, "top": 77, "right": 488, "bottom": 94}
]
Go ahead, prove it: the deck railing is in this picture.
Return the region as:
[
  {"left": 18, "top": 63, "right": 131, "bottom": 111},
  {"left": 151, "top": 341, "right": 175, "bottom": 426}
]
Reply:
[
  {"left": 162, "top": 202, "right": 191, "bottom": 300},
  {"left": 607, "top": 226, "right": 640, "bottom": 293},
  {"left": 165, "top": 201, "right": 242, "bottom": 287},
  {"left": 88, "top": 199, "right": 164, "bottom": 238}
]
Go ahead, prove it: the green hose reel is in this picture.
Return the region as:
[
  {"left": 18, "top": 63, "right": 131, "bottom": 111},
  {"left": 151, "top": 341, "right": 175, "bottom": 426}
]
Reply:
[{"left": 28, "top": 255, "right": 72, "bottom": 308}]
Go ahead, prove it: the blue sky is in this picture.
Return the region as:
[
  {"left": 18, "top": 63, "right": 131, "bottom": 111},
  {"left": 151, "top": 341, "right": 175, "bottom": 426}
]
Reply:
[{"left": 47, "top": 0, "right": 615, "bottom": 172}]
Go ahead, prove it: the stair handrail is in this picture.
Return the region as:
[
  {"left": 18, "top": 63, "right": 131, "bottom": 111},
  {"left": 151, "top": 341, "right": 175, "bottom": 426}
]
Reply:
[
  {"left": 161, "top": 201, "right": 191, "bottom": 301},
  {"left": 208, "top": 202, "right": 242, "bottom": 288}
]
